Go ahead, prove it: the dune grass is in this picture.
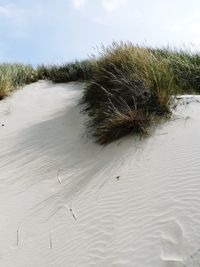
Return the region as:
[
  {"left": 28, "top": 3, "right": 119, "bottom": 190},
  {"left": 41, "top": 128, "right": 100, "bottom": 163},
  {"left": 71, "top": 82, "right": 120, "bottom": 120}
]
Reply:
[
  {"left": 37, "top": 60, "right": 95, "bottom": 83},
  {"left": 150, "top": 47, "right": 200, "bottom": 94},
  {"left": 0, "top": 64, "right": 38, "bottom": 100},
  {"left": 81, "top": 42, "right": 200, "bottom": 144},
  {"left": 1, "top": 42, "right": 200, "bottom": 144},
  {"left": 81, "top": 43, "right": 179, "bottom": 144},
  {"left": 0, "top": 60, "right": 94, "bottom": 100}
]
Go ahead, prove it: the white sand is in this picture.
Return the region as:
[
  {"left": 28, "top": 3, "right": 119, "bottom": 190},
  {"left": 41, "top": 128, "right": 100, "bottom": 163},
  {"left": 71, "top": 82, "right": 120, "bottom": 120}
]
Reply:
[{"left": 1, "top": 81, "right": 200, "bottom": 267}]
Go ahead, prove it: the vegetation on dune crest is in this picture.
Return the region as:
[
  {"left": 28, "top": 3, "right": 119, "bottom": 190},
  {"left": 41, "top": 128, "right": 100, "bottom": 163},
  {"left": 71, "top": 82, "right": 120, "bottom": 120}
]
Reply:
[
  {"left": 37, "top": 60, "right": 95, "bottom": 82},
  {"left": 150, "top": 47, "right": 200, "bottom": 94},
  {"left": 82, "top": 42, "right": 178, "bottom": 144},
  {"left": 1, "top": 42, "right": 200, "bottom": 144},
  {"left": 82, "top": 43, "right": 200, "bottom": 144},
  {"left": 0, "top": 64, "right": 38, "bottom": 100},
  {"left": 0, "top": 60, "right": 94, "bottom": 100}
]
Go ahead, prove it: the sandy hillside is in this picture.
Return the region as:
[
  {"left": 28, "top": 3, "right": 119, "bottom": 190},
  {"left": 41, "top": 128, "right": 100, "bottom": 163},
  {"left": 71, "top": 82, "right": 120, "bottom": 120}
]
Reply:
[{"left": 0, "top": 81, "right": 200, "bottom": 267}]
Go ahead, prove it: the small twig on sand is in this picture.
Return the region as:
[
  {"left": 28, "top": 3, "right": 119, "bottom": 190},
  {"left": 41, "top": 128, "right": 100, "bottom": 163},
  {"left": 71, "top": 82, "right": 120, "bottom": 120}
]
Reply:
[
  {"left": 57, "top": 168, "right": 61, "bottom": 184},
  {"left": 155, "top": 132, "right": 168, "bottom": 136},
  {"left": 17, "top": 227, "right": 19, "bottom": 247},
  {"left": 98, "top": 177, "right": 110, "bottom": 191},
  {"left": 50, "top": 232, "right": 53, "bottom": 249},
  {"left": 70, "top": 208, "right": 77, "bottom": 222}
]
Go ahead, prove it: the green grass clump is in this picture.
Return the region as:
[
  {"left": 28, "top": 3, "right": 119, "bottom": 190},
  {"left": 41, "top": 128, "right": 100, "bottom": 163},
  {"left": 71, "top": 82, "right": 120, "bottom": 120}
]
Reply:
[
  {"left": 171, "top": 54, "right": 200, "bottom": 93},
  {"left": 37, "top": 60, "right": 95, "bottom": 83},
  {"left": 150, "top": 47, "right": 200, "bottom": 93},
  {"left": 0, "top": 64, "right": 38, "bottom": 100},
  {"left": 82, "top": 42, "right": 178, "bottom": 144}
]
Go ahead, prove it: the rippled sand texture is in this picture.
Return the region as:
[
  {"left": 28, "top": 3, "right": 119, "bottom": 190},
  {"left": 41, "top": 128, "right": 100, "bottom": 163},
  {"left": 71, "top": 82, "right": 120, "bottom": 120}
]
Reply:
[{"left": 0, "top": 81, "right": 200, "bottom": 267}]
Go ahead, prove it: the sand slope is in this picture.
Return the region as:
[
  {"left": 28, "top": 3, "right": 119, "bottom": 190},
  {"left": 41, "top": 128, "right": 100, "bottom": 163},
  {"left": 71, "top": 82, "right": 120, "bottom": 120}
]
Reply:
[{"left": 1, "top": 81, "right": 200, "bottom": 267}]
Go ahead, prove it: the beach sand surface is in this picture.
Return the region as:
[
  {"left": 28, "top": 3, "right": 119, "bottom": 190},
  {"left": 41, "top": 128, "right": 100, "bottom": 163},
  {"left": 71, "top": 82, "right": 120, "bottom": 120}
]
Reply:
[{"left": 0, "top": 81, "right": 200, "bottom": 267}]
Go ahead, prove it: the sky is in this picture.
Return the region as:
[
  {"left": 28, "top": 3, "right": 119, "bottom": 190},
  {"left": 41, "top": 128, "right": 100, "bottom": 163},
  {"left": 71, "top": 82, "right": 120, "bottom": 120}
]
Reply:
[{"left": 1, "top": 0, "right": 200, "bottom": 64}]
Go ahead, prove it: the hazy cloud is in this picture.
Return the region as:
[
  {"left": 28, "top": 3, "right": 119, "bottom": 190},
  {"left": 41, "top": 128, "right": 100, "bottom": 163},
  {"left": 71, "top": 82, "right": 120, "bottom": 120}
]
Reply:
[
  {"left": 72, "top": 0, "right": 87, "bottom": 9},
  {"left": 102, "top": 0, "right": 126, "bottom": 12},
  {"left": 0, "top": 3, "right": 25, "bottom": 19},
  {"left": 72, "top": 0, "right": 126, "bottom": 12},
  {"left": 0, "top": 2, "right": 45, "bottom": 38},
  {"left": 1, "top": 0, "right": 200, "bottom": 63}
]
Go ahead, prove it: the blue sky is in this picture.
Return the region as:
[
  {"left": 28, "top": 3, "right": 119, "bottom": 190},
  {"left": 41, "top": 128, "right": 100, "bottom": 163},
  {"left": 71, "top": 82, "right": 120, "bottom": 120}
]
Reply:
[{"left": 1, "top": 0, "right": 200, "bottom": 64}]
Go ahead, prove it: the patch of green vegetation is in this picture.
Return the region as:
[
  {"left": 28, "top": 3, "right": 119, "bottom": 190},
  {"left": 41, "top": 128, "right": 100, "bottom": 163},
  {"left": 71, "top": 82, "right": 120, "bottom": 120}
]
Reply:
[
  {"left": 2, "top": 42, "right": 200, "bottom": 144},
  {"left": 0, "top": 60, "right": 95, "bottom": 100},
  {"left": 81, "top": 42, "right": 179, "bottom": 144},
  {"left": 37, "top": 60, "right": 95, "bottom": 83},
  {"left": 0, "top": 64, "right": 38, "bottom": 100},
  {"left": 150, "top": 47, "right": 200, "bottom": 93}
]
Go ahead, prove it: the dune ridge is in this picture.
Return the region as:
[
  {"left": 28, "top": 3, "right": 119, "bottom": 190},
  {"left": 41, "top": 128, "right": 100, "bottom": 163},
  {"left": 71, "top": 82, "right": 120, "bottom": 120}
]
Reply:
[{"left": 0, "top": 81, "right": 200, "bottom": 266}]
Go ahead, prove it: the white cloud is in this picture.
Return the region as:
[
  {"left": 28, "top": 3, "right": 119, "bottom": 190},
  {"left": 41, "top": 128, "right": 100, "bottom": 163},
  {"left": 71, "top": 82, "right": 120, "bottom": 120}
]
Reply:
[
  {"left": 0, "top": 3, "right": 28, "bottom": 37},
  {"left": 102, "top": 0, "right": 126, "bottom": 12},
  {"left": 72, "top": 0, "right": 87, "bottom": 9},
  {"left": 71, "top": 0, "right": 126, "bottom": 12},
  {"left": 0, "top": 2, "right": 44, "bottom": 38},
  {"left": 0, "top": 3, "right": 24, "bottom": 18}
]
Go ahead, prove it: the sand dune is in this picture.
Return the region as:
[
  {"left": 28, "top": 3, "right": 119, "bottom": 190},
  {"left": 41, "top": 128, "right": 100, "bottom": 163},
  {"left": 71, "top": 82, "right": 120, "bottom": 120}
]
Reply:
[{"left": 1, "top": 81, "right": 200, "bottom": 266}]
